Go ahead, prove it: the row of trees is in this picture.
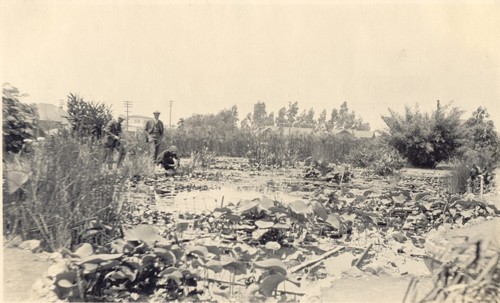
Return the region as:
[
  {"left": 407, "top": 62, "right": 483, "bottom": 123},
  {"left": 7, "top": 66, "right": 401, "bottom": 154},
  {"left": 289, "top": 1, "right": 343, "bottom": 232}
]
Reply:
[{"left": 241, "top": 101, "right": 370, "bottom": 131}]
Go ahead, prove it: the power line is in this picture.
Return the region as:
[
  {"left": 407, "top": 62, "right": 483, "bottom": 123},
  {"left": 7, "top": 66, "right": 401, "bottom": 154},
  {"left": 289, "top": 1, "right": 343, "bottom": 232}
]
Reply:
[
  {"left": 124, "top": 101, "right": 132, "bottom": 131},
  {"left": 169, "top": 100, "right": 173, "bottom": 128}
]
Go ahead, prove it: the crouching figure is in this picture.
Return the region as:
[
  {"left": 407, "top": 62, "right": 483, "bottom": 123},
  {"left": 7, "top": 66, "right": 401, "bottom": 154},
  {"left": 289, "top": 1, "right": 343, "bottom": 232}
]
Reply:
[{"left": 158, "top": 145, "right": 180, "bottom": 174}]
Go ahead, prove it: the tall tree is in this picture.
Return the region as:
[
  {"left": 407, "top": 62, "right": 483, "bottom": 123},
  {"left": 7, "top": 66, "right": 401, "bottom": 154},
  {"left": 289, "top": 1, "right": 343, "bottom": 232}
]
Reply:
[
  {"left": 276, "top": 107, "right": 287, "bottom": 127},
  {"left": 286, "top": 102, "right": 299, "bottom": 127},
  {"left": 2, "top": 83, "right": 38, "bottom": 154}
]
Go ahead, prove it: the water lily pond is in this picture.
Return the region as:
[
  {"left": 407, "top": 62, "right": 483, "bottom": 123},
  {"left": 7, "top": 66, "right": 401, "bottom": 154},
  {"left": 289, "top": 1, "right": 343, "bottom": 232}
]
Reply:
[{"left": 155, "top": 186, "right": 303, "bottom": 214}]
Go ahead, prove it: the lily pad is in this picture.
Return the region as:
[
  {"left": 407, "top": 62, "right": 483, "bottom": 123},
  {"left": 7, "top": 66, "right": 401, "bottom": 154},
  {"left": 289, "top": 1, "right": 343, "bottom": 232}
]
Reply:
[
  {"left": 255, "top": 220, "right": 274, "bottom": 229},
  {"left": 264, "top": 241, "right": 281, "bottom": 251},
  {"left": 123, "top": 225, "right": 163, "bottom": 247},
  {"left": 259, "top": 274, "right": 287, "bottom": 296},
  {"left": 259, "top": 197, "right": 275, "bottom": 210},
  {"left": 73, "top": 243, "right": 94, "bottom": 258},
  {"left": 289, "top": 200, "right": 311, "bottom": 216},
  {"left": 77, "top": 253, "right": 122, "bottom": 265},
  {"left": 325, "top": 214, "right": 342, "bottom": 230},
  {"left": 311, "top": 200, "right": 328, "bottom": 220},
  {"left": 254, "top": 259, "right": 287, "bottom": 275}
]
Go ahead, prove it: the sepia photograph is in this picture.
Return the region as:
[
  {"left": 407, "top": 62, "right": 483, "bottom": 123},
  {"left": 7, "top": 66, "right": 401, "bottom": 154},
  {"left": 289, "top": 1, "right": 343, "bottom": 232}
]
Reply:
[{"left": 2, "top": 0, "right": 500, "bottom": 302}]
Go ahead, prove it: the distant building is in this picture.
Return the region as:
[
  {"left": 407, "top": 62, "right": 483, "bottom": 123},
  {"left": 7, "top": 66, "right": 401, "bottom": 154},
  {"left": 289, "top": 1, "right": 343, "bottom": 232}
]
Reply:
[
  {"left": 126, "top": 115, "right": 151, "bottom": 133},
  {"left": 331, "top": 129, "right": 376, "bottom": 139},
  {"left": 35, "top": 103, "right": 69, "bottom": 135},
  {"left": 263, "top": 126, "right": 315, "bottom": 136}
]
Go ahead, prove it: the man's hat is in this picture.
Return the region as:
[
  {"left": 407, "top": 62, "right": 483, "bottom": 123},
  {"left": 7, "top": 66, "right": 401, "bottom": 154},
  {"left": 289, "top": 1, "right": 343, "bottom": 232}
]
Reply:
[
  {"left": 118, "top": 114, "right": 126, "bottom": 120},
  {"left": 153, "top": 110, "right": 161, "bottom": 114}
]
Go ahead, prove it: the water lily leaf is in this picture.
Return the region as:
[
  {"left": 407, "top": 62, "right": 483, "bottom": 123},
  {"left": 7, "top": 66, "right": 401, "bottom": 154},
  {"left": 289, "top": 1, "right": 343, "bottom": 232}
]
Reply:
[
  {"left": 254, "top": 259, "right": 287, "bottom": 275},
  {"left": 235, "top": 224, "right": 255, "bottom": 230},
  {"left": 224, "top": 213, "right": 242, "bottom": 222},
  {"left": 110, "top": 239, "right": 134, "bottom": 254},
  {"left": 325, "top": 214, "right": 342, "bottom": 230},
  {"left": 77, "top": 253, "right": 122, "bottom": 265},
  {"left": 236, "top": 200, "right": 260, "bottom": 214},
  {"left": 392, "top": 194, "right": 406, "bottom": 204},
  {"left": 120, "top": 265, "right": 137, "bottom": 282},
  {"left": 57, "top": 279, "right": 75, "bottom": 288},
  {"left": 185, "top": 245, "right": 209, "bottom": 257},
  {"left": 259, "top": 197, "right": 275, "bottom": 210},
  {"left": 255, "top": 220, "right": 274, "bottom": 229},
  {"left": 48, "top": 264, "right": 68, "bottom": 278},
  {"left": 73, "top": 243, "right": 94, "bottom": 258},
  {"left": 205, "top": 245, "right": 223, "bottom": 256},
  {"left": 252, "top": 229, "right": 267, "bottom": 240},
  {"left": 153, "top": 248, "right": 176, "bottom": 264},
  {"left": 289, "top": 200, "right": 311, "bottom": 215},
  {"left": 223, "top": 261, "right": 247, "bottom": 275},
  {"left": 415, "top": 192, "right": 430, "bottom": 201},
  {"left": 123, "top": 225, "right": 163, "bottom": 247},
  {"left": 272, "top": 223, "right": 291, "bottom": 230},
  {"left": 454, "top": 199, "right": 489, "bottom": 210},
  {"left": 265, "top": 241, "right": 281, "bottom": 251},
  {"left": 82, "top": 263, "right": 99, "bottom": 274},
  {"left": 204, "top": 260, "right": 223, "bottom": 273},
  {"left": 99, "top": 260, "right": 120, "bottom": 271},
  {"left": 160, "top": 268, "right": 183, "bottom": 284},
  {"left": 141, "top": 254, "right": 156, "bottom": 266},
  {"left": 55, "top": 271, "right": 76, "bottom": 285},
  {"left": 311, "top": 200, "right": 328, "bottom": 220},
  {"left": 105, "top": 270, "right": 127, "bottom": 280},
  {"left": 462, "top": 209, "right": 474, "bottom": 219},
  {"left": 259, "top": 274, "right": 287, "bottom": 296},
  {"left": 6, "top": 171, "right": 30, "bottom": 195}
]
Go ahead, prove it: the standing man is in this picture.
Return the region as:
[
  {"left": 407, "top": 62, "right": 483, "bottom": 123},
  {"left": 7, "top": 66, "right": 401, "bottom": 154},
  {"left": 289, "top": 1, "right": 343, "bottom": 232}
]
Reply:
[
  {"left": 103, "top": 114, "right": 126, "bottom": 169},
  {"left": 144, "top": 110, "right": 164, "bottom": 163}
]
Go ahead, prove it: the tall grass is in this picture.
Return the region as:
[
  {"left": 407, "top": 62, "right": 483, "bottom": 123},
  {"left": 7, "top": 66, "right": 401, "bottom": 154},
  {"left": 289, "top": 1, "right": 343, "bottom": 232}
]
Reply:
[{"left": 3, "top": 133, "right": 128, "bottom": 251}]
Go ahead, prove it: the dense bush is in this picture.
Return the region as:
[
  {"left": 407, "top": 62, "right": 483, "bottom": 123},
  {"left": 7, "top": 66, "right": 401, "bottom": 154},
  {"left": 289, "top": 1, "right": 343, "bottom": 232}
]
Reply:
[
  {"left": 66, "top": 93, "right": 113, "bottom": 140},
  {"left": 2, "top": 84, "right": 39, "bottom": 154},
  {"left": 448, "top": 107, "right": 500, "bottom": 194},
  {"left": 347, "top": 139, "right": 406, "bottom": 175},
  {"left": 382, "top": 102, "right": 463, "bottom": 168}
]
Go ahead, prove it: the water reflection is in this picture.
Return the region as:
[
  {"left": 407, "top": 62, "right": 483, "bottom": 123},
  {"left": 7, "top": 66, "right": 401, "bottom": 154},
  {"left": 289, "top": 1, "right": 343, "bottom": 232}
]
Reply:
[{"left": 155, "top": 186, "right": 301, "bottom": 214}]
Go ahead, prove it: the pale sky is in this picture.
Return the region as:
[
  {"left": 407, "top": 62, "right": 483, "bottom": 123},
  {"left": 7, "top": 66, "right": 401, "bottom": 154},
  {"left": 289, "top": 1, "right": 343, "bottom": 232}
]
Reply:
[{"left": 2, "top": 0, "right": 500, "bottom": 130}]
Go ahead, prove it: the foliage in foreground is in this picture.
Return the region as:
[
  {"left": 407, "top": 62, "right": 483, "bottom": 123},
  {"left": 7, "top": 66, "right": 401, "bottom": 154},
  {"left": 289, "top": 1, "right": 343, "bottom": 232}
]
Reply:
[
  {"left": 34, "top": 168, "right": 500, "bottom": 302},
  {"left": 3, "top": 134, "right": 128, "bottom": 251},
  {"left": 408, "top": 236, "right": 500, "bottom": 303},
  {"left": 382, "top": 102, "right": 463, "bottom": 168}
]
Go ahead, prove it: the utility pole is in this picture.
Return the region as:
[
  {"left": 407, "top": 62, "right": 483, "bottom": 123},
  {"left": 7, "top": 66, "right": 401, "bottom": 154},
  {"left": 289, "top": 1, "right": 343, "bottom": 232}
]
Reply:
[
  {"left": 124, "top": 101, "right": 132, "bottom": 131},
  {"left": 169, "top": 100, "right": 173, "bottom": 128}
]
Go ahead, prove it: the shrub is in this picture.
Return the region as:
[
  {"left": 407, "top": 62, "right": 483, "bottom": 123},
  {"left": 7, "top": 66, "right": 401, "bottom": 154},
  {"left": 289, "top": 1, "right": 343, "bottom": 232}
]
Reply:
[
  {"left": 347, "top": 139, "right": 406, "bottom": 175},
  {"left": 382, "top": 102, "right": 463, "bottom": 168},
  {"left": 2, "top": 84, "right": 39, "bottom": 154},
  {"left": 3, "top": 133, "right": 128, "bottom": 251},
  {"left": 449, "top": 107, "right": 500, "bottom": 194},
  {"left": 66, "top": 93, "right": 113, "bottom": 140}
]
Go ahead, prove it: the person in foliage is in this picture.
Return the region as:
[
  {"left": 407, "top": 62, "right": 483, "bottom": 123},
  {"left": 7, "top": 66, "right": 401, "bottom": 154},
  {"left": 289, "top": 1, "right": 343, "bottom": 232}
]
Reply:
[
  {"left": 144, "top": 110, "right": 165, "bottom": 163},
  {"left": 103, "top": 114, "right": 126, "bottom": 169},
  {"left": 158, "top": 145, "right": 180, "bottom": 173}
]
